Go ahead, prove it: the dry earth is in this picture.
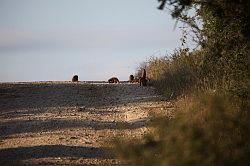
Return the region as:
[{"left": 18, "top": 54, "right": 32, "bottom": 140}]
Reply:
[{"left": 0, "top": 82, "right": 174, "bottom": 165}]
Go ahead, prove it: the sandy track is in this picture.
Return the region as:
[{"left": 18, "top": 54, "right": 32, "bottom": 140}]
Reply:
[{"left": 0, "top": 82, "right": 173, "bottom": 165}]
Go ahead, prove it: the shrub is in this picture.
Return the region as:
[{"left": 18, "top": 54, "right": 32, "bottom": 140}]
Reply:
[
  {"left": 138, "top": 49, "right": 204, "bottom": 98},
  {"left": 114, "top": 93, "right": 250, "bottom": 166}
]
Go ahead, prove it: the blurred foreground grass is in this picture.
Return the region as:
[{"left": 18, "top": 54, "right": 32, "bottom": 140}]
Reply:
[{"left": 114, "top": 92, "right": 249, "bottom": 166}]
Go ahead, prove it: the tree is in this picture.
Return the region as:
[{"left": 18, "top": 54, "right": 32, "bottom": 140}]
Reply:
[{"left": 158, "top": 0, "right": 249, "bottom": 99}]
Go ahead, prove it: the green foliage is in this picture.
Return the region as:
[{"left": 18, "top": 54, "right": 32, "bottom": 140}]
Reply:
[
  {"left": 159, "top": 0, "right": 250, "bottom": 100},
  {"left": 115, "top": 94, "right": 250, "bottom": 166},
  {"left": 145, "top": 0, "right": 250, "bottom": 100}
]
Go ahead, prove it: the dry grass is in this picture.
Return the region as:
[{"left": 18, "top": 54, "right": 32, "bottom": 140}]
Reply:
[{"left": 114, "top": 93, "right": 250, "bottom": 166}]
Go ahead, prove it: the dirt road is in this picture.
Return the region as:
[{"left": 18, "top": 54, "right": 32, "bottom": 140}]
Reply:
[{"left": 0, "top": 82, "right": 173, "bottom": 165}]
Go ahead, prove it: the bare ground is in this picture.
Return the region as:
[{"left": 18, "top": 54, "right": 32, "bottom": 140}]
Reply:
[{"left": 0, "top": 82, "right": 174, "bottom": 165}]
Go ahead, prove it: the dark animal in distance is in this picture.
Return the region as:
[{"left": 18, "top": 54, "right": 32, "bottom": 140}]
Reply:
[
  {"left": 72, "top": 75, "right": 79, "bottom": 82},
  {"left": 129, "top": 74, "right": 140, "bottom": 83},
  {"left": 133, "top": 78, "right": 140, "bottom": 83},
  {"left": 139, "top": 69, "right": 147, "bottom": 86},
  {"left": 129, "top": 75, "right": 134, "bottom": 83},
  {"left": 108, "top": 77, "right": 119, "bottom": 83}
]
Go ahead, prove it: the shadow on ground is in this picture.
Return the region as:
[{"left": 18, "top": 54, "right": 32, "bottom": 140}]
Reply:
[
  {"left": 0, "top": 145, "right": 114, "bottom": 165},
  {"left": 0, "top": 118, "right": 147, "bottom": 138}
]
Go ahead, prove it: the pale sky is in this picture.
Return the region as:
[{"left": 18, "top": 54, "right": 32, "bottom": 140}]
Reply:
[{"left": 0, "top": 0, "right": 181, "bottom": 82}]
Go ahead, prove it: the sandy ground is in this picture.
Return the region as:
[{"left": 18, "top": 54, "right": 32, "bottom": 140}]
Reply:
[{"left": 0, "top": 82, "right": 174, "bottom": 165}]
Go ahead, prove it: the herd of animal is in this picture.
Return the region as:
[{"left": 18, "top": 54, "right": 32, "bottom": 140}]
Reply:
[{"left": 72, "top": 69, "right": 148, "bottom": 86}]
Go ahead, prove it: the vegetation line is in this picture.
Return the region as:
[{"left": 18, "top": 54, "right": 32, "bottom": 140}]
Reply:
[{"left": 114, "top": 1, "right": 249, "bottom": 165}]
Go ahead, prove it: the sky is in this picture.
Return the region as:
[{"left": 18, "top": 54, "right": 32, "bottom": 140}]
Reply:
[{"left": 0, "top": 0, "right": 182, "bottom": 82}]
